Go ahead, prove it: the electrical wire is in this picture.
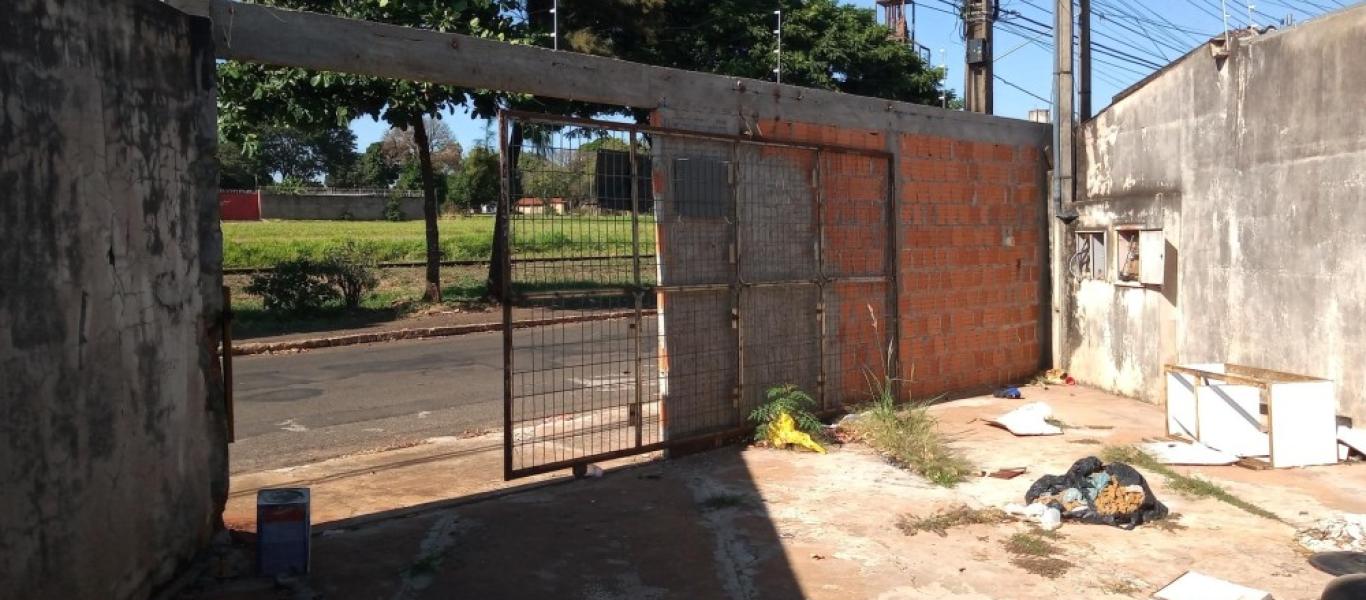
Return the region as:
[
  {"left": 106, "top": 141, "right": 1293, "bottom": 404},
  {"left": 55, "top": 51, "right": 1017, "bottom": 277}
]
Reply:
[{"left": 994, "top": 73, "right": 1051, "bottom": 104}]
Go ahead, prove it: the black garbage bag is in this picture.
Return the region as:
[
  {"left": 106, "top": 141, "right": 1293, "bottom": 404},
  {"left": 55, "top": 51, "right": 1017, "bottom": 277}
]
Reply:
[{"left": 1025, "top": 456, "right": 1168, "bottom": 530}]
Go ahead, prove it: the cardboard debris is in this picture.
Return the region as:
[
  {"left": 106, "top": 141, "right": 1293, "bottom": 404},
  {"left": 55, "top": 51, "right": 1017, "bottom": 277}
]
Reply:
[
  {"left": 991, "top": 402, "right": 1062, "bottom": 436},
  {"left": 1140, "top": 440, "right": 1239, "bottom": 466},
  {"left": 1152, "top": 571, "right": 1272, "bottom": 600}
]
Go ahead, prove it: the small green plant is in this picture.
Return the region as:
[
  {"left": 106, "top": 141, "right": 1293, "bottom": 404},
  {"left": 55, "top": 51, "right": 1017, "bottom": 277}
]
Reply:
[
  {"left": 846, "top": 305, "right": 974, "bottom": 486},
  {"left": 245, "top": 259, "right": 337, "bottom": 314},
  {"left": 384, "top": 193, "right": 406, "bottom": 221},
  {"left": 748, "top": 385, "right": 824, "bottom": 442},
  {"left": 323, "top": 241, "right": 379, "bottom": 308}
]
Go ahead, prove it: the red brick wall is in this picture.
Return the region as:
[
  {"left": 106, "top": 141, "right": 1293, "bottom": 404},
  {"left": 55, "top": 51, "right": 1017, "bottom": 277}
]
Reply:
[
  {"left": 896, "top": 134, "right": 1043, "bottom": 398},
  {"left": 750, "top": 119, "right": 1045, "bottom": 401}
]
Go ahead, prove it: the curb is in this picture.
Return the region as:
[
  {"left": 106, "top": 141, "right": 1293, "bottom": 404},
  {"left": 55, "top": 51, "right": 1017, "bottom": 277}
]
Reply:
[{"left": 232, "top": 310, "right": 654, "bottom": 356}]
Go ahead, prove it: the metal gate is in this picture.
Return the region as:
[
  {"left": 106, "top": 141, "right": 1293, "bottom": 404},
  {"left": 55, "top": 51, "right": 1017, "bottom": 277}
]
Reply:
[{"left": 500, "top": 111, "right": 896, "bottom": 479}]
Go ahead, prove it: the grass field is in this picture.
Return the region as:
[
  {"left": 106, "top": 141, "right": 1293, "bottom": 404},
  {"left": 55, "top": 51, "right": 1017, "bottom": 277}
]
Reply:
[
  {"left": 223, "top": 216, "right": 657, "bottom": 337},
  {"left": 222, "top": 215, "right": 654, "bottom": 269}
]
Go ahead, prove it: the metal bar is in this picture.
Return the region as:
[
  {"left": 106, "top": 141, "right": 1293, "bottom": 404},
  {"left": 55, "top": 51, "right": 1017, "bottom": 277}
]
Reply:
[
  {"left": 741, "top": 280, "right": 823, "bottom": 288},
  {"left": 506, "top": 405, "right": 849, "bottom": 479},
  {"left": 826, "top": 275, "right": 893, "bottom": 284},
  {"left": 884, "top": 153, "right": 902, "bottom": 402},
  {"left": 499, "top": 112, "right": 515, "bottom": 480},
  {"left": 730, "top": 141, "right": 744, "bottom": 429},
  {"left": 629, "top": 130, "right": 645, "bottom": 448},
  {"left": 1162, "top": 364, "right": 1273, "bottom": 390},
  {"left": 221, "top": 254, "right": 659, "bottom": 275},
  {"left": 500, "top": 109, "right": 894, "bottom": 160},
  {"left": 813, "top": 149, "right": 827, "bottom": 410},
  {"left": 654, "top": 283, "right": 734, "bottom": 294},
  {"left": 222, "top": 285, "right": 235, "bottom": 443}
]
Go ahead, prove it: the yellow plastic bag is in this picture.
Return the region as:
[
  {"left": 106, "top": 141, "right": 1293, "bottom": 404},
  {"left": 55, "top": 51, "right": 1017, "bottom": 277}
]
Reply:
[{"left": 763, "top": 412, "right": 826, "bottom": 454}]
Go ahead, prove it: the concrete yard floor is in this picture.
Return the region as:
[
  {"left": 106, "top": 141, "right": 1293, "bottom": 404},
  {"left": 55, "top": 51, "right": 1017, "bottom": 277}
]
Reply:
[{"left": 194, "top": 385, "right": 1366, "bottom": 599}]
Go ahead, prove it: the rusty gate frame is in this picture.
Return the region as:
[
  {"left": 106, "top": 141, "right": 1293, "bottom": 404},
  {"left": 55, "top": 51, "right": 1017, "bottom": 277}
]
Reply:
[{"left": 499, "top": 109, "right": 898, "bottom": 480}]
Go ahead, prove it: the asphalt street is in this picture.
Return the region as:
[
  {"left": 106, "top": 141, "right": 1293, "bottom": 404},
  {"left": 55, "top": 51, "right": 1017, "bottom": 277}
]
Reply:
[{"left": 230, "top": 318, "right": 657, "bottom": 474}]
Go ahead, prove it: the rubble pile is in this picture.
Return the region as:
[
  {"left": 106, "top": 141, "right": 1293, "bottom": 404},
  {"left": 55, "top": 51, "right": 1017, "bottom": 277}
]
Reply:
[{"left": 1298, "top": 514, "right": 1366, "bottom": 553}]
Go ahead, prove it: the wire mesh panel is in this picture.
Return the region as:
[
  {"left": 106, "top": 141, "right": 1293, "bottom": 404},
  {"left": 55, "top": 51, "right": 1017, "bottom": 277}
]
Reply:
[
  {"left": 820, "top": 151, "right": 895, "bottom": 409},
  {"left": 502, "top": 117, "right": 656, "bottom": 477},
  {"left": 652, "top": 136, "right": 739, "bottom": 440},
  {"left": 501, "top": 111, "right": 895, "bottom": 479}
]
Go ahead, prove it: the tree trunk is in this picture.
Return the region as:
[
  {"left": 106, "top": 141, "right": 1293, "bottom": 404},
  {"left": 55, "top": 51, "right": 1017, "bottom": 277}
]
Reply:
[
  {"left": 488, "top": 121, "right": 523, "bottom": 303},
  {"left": 414, "top": 117, "right": 442, "bottom": 302}
]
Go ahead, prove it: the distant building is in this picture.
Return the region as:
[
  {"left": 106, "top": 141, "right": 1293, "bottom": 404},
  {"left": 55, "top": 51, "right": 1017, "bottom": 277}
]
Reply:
[{"left": 515, "top": 197, "right": 567, "bottom": 215}]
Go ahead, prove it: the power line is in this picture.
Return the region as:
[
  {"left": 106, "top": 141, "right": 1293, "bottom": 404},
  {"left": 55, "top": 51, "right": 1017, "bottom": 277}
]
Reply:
[
  {"left": 1005, "top": 7, "right": 1170, "bottom": 64},
  {"left": 999, "top": 14, "right": 1167, "bottom": 70},
  {"left": 996, "top": 22, "right": 1147, "bottom": 80},
  {"left": 995, "top": 74, "right": 1050, "bottom": 104}
]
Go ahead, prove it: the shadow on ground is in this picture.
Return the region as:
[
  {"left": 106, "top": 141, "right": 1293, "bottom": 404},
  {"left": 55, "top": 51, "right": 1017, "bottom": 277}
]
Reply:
[{"left": 191, "top": 447, "right": 802, "bottom": 599}]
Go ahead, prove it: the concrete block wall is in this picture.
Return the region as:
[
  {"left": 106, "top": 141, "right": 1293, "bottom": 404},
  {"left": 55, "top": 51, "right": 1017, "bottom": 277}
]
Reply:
[
  {"left": 895, "top": 135, "right": 1045, "bottom": 398},
  {"left": 0, "top": 1, "right": 226, "bottom": 598},
  {"left": 259, "top": 191, "right": 425, "bottom": 220}
]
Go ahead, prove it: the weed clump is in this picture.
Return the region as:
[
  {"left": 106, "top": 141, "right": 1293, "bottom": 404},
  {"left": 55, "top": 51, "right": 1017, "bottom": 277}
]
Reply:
[
  {"left": 1003, "top": 532, "right": 1073, "bottom": 579},
  {"left": 896, "top": 505, "right": 1011, "bottom": 537},
  {"left": 848, "top": 398, "right": 975, "bottom": 486},
  {"left": 843, "top": 305, "right": 974, "bottom": 486},
  {"left": 1100, "top": 446, "right": 1278, "bottom": 521}
]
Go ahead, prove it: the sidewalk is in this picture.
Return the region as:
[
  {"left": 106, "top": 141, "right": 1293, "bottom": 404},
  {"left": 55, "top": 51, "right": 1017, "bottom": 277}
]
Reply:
[
  {"left": 232, "top": 306, "right": 650, "bottom": 355},
  {"left": 192, "top": 386, "right": 1365, "bottom": 600}
]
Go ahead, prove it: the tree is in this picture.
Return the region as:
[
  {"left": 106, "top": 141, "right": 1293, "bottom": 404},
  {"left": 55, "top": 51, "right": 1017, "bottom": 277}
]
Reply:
[
  {"left": 256, "top": 125, "right": 358, "bottom": 184},
  {"left": 219, "top": 124, "right": 356, "bottom": 188},
  {"left": 217, "top": 0, "right": 517, "bottom": 303},
  {"left": 332, "top": 142, "right": 401, "bottom": 189},
  {"left": 381, "top": 117, "right": 463, "bottom": 176},
  {"left": 217, "top": 137, "right": 266, "bottom": 189},
  {"left": 526, "top": 0, "right": 946, "bottom": 105},
  {"left": 450, "top": 145, "right": 501, "bottom": 212}
]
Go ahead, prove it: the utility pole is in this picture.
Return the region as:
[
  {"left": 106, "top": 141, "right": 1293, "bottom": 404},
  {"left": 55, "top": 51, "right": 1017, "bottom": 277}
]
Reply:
[
  {"left": 773, "top": 10, "right": 783, "bottom": 84},
  {"left": 550, "top": 0, "right": 559, "bottom": 50},
  {"left": 1053, "top": 0, "right": 1074, "bottom": 212},
  {"left": 1078, "top": 0, "right": 1092, "bottom": 120},
  {"left": 963, "top": 0, "right": 994, "bottom": 114}
]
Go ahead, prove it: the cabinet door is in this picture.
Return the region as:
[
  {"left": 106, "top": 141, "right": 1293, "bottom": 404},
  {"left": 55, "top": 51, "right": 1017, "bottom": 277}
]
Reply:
[{"left": 1139, "top": 229, "right": 1165, "bottom": 285}]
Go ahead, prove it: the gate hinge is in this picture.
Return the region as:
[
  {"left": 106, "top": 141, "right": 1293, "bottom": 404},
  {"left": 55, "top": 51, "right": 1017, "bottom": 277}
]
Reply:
[
  {"left": 816, "top": 302, "right": 825, "bottom": 315},
  {"left": 729, "top": 243, "right": 736, "bottom": 264},
  {"left": 731, "top": 307, "right": 739, "bottom": 329}
]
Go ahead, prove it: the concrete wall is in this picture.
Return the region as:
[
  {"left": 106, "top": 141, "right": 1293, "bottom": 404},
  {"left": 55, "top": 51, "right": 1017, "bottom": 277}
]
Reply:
[
  {"left": 0, "top": 1, "right": 226, "bottom": 598},
  {"left": 259, "top": 192, "right": 424, "bottom": 220},
  {"left": 1069, "top": 5, "right": 1366, "bottom": 424}
]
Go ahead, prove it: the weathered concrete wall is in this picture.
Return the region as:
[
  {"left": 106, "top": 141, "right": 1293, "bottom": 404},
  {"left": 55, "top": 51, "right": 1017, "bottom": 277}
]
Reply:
[
  {"left": 1070, "top": 5, "right": 1366, "bottom": 424},
  {"left": 260, "top": 192, "right": 424, "bottom": 220},
  {"left": 0, "top": 1, "right": 226, "bottom": 598}
]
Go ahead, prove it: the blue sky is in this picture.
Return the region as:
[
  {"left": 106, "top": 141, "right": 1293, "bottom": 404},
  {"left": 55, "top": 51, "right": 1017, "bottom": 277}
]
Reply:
[{"left": 349, "top": 0, "right": 1349, "bottom": 150}]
